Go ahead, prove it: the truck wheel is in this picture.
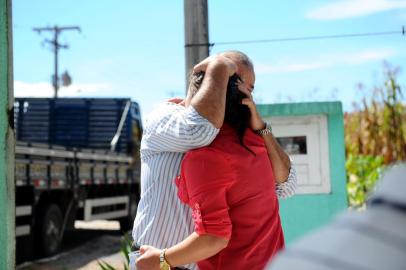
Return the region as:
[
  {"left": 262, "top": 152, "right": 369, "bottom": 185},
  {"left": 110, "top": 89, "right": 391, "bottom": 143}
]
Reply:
[
  {"left": 37, "top": 204, "right": 64, "bottom": 256},
  {"left": 120, "top": 193, "right": 138, "bottom": 232}
]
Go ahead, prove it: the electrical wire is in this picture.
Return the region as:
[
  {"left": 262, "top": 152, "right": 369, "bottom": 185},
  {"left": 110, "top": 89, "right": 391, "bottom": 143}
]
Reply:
[{"left": 185, "top": 26, "right": 405, "bottom": 48}]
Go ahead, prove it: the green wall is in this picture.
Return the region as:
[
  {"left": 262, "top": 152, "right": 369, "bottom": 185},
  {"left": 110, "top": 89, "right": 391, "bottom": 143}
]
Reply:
[
  {"left": 0, "top": 0, "right": 15, "bottom": 269},
  {"left": 258, "top": 102, "right": 348, "bottom": 244}
]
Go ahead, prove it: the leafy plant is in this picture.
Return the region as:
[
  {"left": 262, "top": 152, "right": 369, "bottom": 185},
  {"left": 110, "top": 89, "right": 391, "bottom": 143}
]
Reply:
[
  {"left": 98, "top": 261, "right": 117, "bottom": 270},
  {"left": 98, "top": 233, "right": 132, "bottom": 270},
  {"left": 346, "top": 155, "right": 384, "bottom": 208}
]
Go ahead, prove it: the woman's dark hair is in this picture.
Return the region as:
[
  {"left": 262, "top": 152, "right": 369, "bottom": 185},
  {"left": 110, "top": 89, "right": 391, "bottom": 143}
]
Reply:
[
  {"left": 189, "top": 72, "right": 254, "bottom": 154},
  {"left": 225, "top": 74, "right": 254, "bottom": 154}
]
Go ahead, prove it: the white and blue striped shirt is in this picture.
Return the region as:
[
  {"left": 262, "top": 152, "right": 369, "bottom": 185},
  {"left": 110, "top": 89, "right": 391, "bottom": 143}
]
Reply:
[{"left": 132, "top": 102, "right": 297, "bottom": 269}]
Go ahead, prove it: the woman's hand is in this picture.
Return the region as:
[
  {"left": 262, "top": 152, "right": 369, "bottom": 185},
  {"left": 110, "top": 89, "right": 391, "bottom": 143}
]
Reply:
[
  {"left": 136, "top": 245, "right": 162, "bottom": 270},
  {"left": 238, "top": 86, "right": 265, "bottom": 131},
  {"left": 238, "top": 85, "right": 292, "bottom": 182}
]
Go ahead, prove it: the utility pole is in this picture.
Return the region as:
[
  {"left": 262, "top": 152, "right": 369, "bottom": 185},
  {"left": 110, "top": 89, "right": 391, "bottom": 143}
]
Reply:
[
  {"left": 33, "top": 25, "right": 80, "bottom": 98},
  {"left": 184, "top": 0, "right": 210, "bottom": 93},
  {"left": 0, "top": 0, "right": 15, "bottom": 268}
]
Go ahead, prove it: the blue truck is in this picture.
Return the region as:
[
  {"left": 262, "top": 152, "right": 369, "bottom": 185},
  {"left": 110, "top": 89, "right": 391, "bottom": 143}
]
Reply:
[{"left": 14, "top": 97, "right": 142, "bottom": 260}]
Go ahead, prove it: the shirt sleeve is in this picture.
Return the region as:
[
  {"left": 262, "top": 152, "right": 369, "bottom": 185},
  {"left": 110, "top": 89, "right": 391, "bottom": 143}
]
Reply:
[
  {"left": 143, "top": 104, "right": 219, "bottom": 153},
  {"left": 275, "top": 165, "right": 297, "bottom": 199},
  {"left": 181, "top": 149, "right": 234, "bottom": 239}
]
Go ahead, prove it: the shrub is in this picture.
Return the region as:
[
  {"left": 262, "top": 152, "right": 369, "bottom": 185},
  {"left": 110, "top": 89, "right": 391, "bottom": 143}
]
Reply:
[{"left": 346, "top": 155, "right": 384, "bottom": 208}]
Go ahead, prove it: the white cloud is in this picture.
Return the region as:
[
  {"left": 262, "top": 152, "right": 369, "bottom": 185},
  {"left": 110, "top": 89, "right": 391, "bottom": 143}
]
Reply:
[
  {"left": 306, "top": 0, "right": 406, "bottom": 20},
  {"left": 14, "top": 81, "right": 113, "bottom": 97},
  {"left": 256, "top": 49, "right": 395, "bottom": 74}
]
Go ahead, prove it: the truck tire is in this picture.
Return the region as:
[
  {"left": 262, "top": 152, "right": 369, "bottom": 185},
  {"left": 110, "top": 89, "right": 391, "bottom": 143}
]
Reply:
[{"left": 36, "top": 204, "right": 64, "bottom": 256}]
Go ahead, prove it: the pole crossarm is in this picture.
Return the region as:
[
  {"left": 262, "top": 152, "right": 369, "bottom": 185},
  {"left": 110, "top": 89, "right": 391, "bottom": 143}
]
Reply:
[{"left": 33, "top": 26, "right": 81, "bottom": 33}]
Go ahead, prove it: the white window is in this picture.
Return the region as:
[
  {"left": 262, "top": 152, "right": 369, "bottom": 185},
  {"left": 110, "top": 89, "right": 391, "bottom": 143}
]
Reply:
[{"left": 265, "top": 115, "right": 331, "bottom": 194}]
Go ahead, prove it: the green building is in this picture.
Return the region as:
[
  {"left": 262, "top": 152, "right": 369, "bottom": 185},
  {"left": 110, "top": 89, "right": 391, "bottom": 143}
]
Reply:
[{"left": 258, "top": 102, "right": 348, "bottom": 243}]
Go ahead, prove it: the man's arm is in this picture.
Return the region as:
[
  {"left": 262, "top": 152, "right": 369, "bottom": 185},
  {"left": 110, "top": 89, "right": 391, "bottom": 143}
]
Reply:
[
  {"left": 142, "top": 104, "right": 219, "bottom": 153},
  {"left": 191, "top": 56, "right": 238, "bottom": 128},
  {"left": 141, "top": 56, "right": 238, "bottom": 153},
  {"left": 275, "top": 166, "right": 297, "bottom": 199}
]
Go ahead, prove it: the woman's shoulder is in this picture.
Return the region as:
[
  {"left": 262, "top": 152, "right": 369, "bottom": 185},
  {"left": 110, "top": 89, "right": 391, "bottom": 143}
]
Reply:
[
  {"left": 181, "top": 146, "right": 235, "bottom": 188},
  {"left": 185, "top": 145, "right": 230, "bottom": 162}
]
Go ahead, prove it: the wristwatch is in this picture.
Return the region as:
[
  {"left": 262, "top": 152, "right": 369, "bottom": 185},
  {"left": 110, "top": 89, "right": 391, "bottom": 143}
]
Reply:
[
  {"left": 160, "top": 249, "right": 171, "bottom": 270},
  {"left": 256, "top": 122, "right": 273, "bottom": 136}
]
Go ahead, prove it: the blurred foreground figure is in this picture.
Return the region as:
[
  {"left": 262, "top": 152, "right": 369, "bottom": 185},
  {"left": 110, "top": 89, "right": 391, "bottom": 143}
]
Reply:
[{"left": 267, "top": 164, "right": 406, "bottom": 270}]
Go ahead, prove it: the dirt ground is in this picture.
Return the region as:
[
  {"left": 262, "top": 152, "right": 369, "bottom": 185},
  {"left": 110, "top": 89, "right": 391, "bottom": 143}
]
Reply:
[{"left": 16, "top": 221, "right": 129, "bottom": 270}]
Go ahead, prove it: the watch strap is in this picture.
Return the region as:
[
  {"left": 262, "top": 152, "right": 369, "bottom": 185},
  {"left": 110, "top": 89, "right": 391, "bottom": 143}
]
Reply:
[{"left": 256, "top": 122, "right": 272, "bottom": 136}]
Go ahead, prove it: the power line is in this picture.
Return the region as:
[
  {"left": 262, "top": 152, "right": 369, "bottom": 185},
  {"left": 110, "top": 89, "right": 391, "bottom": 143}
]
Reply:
[{"left": 185, "top": 26, "right": 405, "bottom": 48}]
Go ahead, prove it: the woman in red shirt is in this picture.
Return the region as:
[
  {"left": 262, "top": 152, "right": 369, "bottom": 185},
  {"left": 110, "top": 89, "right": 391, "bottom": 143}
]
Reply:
[{"left": 136, "top": 52, "right": 292, "bottom": 270}]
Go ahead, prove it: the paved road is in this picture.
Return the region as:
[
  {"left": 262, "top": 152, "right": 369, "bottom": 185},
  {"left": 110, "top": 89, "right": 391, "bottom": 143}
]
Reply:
[{"left": 17, "top": 221, "right": 130, "bottom": 270}]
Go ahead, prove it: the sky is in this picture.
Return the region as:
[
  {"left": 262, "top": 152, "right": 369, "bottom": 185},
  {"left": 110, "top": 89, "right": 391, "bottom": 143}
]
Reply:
[{"left": 12, "top": 0, "right": 406, "bottom": 121}]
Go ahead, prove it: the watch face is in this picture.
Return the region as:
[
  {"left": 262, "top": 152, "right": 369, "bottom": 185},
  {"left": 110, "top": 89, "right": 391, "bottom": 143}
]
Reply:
[
  {"left": 160, "top": 249, "right": 171, "bottom": 270},
  {"left": 266, "top": 122, "right": 272, "bottom": 131},
  {"left": 160, "top": 262, "right": 170, "bottom": 270}
]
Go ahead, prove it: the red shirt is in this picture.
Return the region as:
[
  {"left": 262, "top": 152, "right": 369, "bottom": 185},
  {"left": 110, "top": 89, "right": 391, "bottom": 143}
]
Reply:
[{"left": 176, "top": 124, "right": 284, "bottom": 270}]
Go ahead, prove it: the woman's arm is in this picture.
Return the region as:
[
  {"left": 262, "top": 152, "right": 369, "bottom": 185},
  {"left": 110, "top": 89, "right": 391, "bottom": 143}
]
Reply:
[
  {"left": 240, "top": 89, "right": 291, "bottom": 183},
  {"left": 137, "top": 150, "right": 233, "bottom": 270},
  {"left": 166, "top": 233, "right": 229, "bottom": 266},
  {"left": 261, "top": 131, "right": 291, "bottom": 183},
  {"left": 136, "top": 233, "right": 228, "bottom": 270}
]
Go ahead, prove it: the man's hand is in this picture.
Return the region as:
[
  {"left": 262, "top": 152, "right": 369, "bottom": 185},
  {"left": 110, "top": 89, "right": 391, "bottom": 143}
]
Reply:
[
  {"left": 193, "top": 55, "right": 238, "bottom": 77},
  {"left": 136, "top": 245, "right": 162, "bottom": 270},
  {"left": 239, "top": 87, "right": 265, "bottom": 131}
]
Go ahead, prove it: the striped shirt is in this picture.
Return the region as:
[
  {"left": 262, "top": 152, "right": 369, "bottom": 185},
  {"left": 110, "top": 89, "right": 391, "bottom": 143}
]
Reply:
[{"left": 132, "top": 102, "right": 297, "bottom": 269}]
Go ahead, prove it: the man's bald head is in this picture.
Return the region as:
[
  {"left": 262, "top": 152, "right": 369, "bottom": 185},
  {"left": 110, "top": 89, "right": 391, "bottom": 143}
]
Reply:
[
  {"left": 219, "top": 50, "right": 254, "bottom": 71},
  {"left": 187, "top": 50, "right": 254, "bottom": 97}
]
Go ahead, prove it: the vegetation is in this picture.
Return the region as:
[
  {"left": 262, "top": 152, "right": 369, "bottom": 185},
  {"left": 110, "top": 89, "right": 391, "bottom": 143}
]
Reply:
[
  {"left": 98, "top": 234, "right": 132, "bottom": 270},
  {"left": 344, "top": 63, "right": 405, "bottom": 208},
  {"left": 345, "top": 155, "right": 384, "bottom": 208}
]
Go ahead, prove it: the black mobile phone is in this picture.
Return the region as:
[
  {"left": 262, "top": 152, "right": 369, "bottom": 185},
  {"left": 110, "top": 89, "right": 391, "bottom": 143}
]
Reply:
[{"left": 131, "top": 243, "right": 141, "bottom": 252}]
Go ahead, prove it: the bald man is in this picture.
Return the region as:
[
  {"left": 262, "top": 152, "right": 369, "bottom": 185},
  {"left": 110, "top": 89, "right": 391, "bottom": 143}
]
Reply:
[{"left": 132, "top": 51, "right": 297, "bottom": 270}]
